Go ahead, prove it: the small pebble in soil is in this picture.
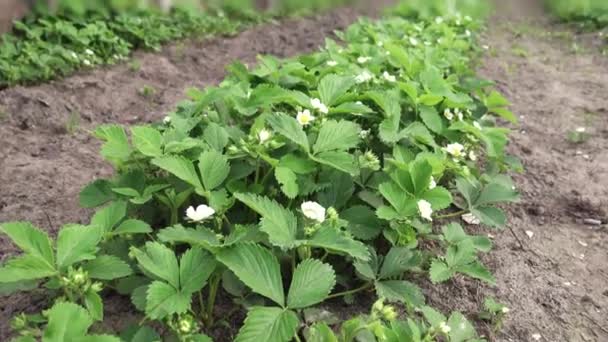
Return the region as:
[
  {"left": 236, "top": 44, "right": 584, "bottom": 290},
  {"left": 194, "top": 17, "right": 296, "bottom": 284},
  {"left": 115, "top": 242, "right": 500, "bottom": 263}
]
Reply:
[
  {"left": 525, "top": 230, "right": 534, "bottom": 239},
  {"left": 583, "top": 218, "right": 602, "bottom": 226},
  {"left": 577, "top": 240, "right": 588, "bottom": 247},
  {"left": 531, "top": 333, "right": 542, "bottom": 341},
  {"left": 563, "top": 281, "right": 572, "bottom": 286}
]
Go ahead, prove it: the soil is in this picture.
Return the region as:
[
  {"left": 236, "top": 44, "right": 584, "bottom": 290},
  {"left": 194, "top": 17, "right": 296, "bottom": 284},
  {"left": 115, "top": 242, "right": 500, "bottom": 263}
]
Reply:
[
  {"left": 425, "top": 1, "right": 608, "bottom": 341},
  {"left": 1, "top": 0, "right": 608, "bottom": 341}
]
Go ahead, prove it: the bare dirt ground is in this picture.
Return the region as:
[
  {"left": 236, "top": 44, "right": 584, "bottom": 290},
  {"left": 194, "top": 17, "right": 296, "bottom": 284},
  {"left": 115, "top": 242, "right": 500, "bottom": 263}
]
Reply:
[
  {"left": 426, "top": 1, "right": 608, "bottom": 341},
  {"left": 1, "top": 0, "right": 607, "bottom": 341}
]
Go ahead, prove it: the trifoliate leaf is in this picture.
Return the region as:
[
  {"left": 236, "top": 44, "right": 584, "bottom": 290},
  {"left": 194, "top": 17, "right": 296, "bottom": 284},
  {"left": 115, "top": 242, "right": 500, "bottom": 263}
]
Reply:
[
  {"left": 419, "top": 105, "right": 444, "bottom": 134},
  {"left": 217, "top": 243, "right": 285, "bottom": 306},
  {"left": 91, "top": 201, "right": 127, "bottom": 232},
  {"left": 55, "top": 225, "right": 104, "bottom": 270},
  {"left": 235, "top": 307, "right": 299, "bottom": 342},
  {"left": 375, "top": 280, "right": 425, "bottom": 307},
  {"left": 83, "top": 255, "right": 132, "bottom": 280},
  {"left": 179, "top": 248, "right": 217, "bottom": 294},
  {"left": 307, "top": 227, "right": 369, "bottom": 261},
  {"left": 198, "top": 150, "right": 230, "bottom": 191},
  {"left": 234, "top": 193, "right": 298, "bottom": 249},
  {"left": 131, "top": 242, "right": 179, "bottom": 288},
  {"left": 287, "top": 259, "right": 336, "bottom": 309},
  {"left": 43, "top": 302, "right": 93, "bottom": 342},
  {"left": 152, "top": 156, "right": 202, "bottom": 189},
  {"left": 203, "top": 122, "right": 229, "bottom": 151},
  {"left": 267, "top": 113, "right": 310, "bottom": 153},
  {"left": 145, "top": 281, "right": 191, "bottom": 319},
  {"left": 341, "top": 205, "right": 383, "bottom": 240},
  {"left": 131, "top": 126, "right": 163, "bottom": 157},
  {"left": 94, "top": 125, "right": 132, "bottom": 167},
  {"left": 0, "top": 222, "right": 54, "bottom": 265},
  {"left": 429, "top": 260, "right": 453, "bottom": 284},
  {"left": 379, "top": 247, "right": 420, "bottom": 279},
  {"left": 318, "top": 74, "right": 355, "bottom": 106},
  {"left": 275, "top": 167, "right": 299, "bottom": 199},
  {"left": 313, "top": 120, "right": 361, "bottom": 154}
]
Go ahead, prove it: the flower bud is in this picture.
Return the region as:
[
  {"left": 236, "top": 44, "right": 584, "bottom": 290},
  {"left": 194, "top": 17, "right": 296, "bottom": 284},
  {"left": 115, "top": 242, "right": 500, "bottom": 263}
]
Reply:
[{"left": 382, "top": 305, "right": 398, "bottom": 321}]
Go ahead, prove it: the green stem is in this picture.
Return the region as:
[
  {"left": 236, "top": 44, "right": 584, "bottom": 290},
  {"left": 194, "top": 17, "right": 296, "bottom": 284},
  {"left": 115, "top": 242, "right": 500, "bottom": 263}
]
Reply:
[
  {"left": 198, "top": 291, "right": 205, "bottom": 319},
  {"left": 326, "top": 283, "right": 371, "bottom": 300},
  {"left": 206, "top": 274, "right": 221, "bottom": 327},
  {"left": 434, "top": 210, "right": 467, "bottom": 220},
  {"left": 170, "top": 205, "right": 178, "bottom": 225}
]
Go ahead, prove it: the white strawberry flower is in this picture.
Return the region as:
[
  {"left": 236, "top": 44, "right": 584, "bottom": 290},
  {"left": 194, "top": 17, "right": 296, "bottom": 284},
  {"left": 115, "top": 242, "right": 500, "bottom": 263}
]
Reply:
[
  {"left": 443, "top": 109, "right": 454, "bottom": 121},
  {"left": 258, "top": 129, "right": 272, "bottom": 143},
  {"left": 409, "top": 37, "right": 419, "bottom": 46},
  {"left": 359, "top": 129, "right": 370, "bottom": 139},
  {"left": 417, "top": 200, "right": 433, "bottom": 221},
  {"left": 186, "top": 204, "right": 215, "bottom": 222},
  {"left": 326, "top": 60, "right": 338, "bottom": 67},
  {"left": 297, "top": 109, "right": 315, "bottom": 126},
  {"left": 435, "top": 16, "right": 444, "bottom": 24},
  {"left": 439, "top": 321, "right": 451, "bottom": 334},
  {"left": 357, "top": 56, "right": 371, "bottom": 64},
  {"left": 455, "top": 109, "right": 464, "bottom": 121},
  {"left": 382, "top": 71, "right": 396, "bottom": 83},
  {"left": 576, "top": 127, "right": 586, "bottom": 133},
  {"left": 355, "top": 70, "right": 373, "bottom": 83},
  {"left": 501, "top": 307, "right": 510, "bottom": 314},
  {"left": 445, "top": 143, "right": 465, "bottom": 158},
  {"left": 310, "top": 98, "right": 329, "bottom": 114},
  {"left": 301, "top": 201, "right": 326, "bottom": 223},
  {"left": 83, "top": 59, "right": 91, "bottom": 66},
  {"left": 377, "top": 41, "right": 384, "bottom": 47},
  {"left": 473, "top": 121, "right": 482, "bottom": 130},
  {"left": 163, "top": 116, "right": 171, "bottom": 124},
  {"left": 85, "top": 49, "right": 95, "bottom": 55},
  {"left": 429, "top": 177, "right": 437, "bottom": 189},
  {"left": 469, "top": 150, "right": 477, "bottom": 161},
  {"left": 465, "top": 30, "right": 472, "bottom": 37},
  {"left": 70, "top": 51, "right": 78, "bottom": 59}
]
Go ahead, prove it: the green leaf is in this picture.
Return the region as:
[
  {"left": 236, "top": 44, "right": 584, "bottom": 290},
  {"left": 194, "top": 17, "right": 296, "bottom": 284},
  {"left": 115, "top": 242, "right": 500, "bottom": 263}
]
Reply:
[
  {"left": 217, "top": 243, "right": 285, "bottom": 306},
  {"left": 472, "top": 207, "right": 506, "bottom": 227},
  {"left": 419, "top": 106, "right": 443, "bottom": 134},
  {"left": 341, "top": 205, "right": 383, "bottom": 240},
  {"left": 203, "top": 122, "right": 230, "bottom": 151},
  {"left": 313, "top": 151, "right": 359, "bottom": 176},
  {"left": 79, "top": 180, "right": 116, "bottom": 208},
  {"left": 111, "top": 219, "right": 152, "bottom": 236},
  {"left": 308, "top": 323, "right": 338, "bottom": 342},
  {"left": 132, "top": 242, "right": 179, "bottom": 288},
  {"left": 307, "top": 227, "right": 369, "bottom": 261},
  {"left": 83, "top": 255, "right": 133, "bottom": 280},
  {"left": 234, "top": 193, "right": 298, "bottom": 249},
  {"left": 79, "top": 335, "right": 122, "bottom": 342},
  {"left": 131, "top": 126, "right": 163, "bottom": 157},
  {"left": 429, "top": 260, "right": 453, "bottom": 284},
  {"left": 56, "top": 225, "right": 104, "bottom": 270},
  {"left": 91, "top": 201, "right": 127, "bottom": 232},
  {"left": 43, "top": 302, "right": 92, "bottom": 342},
  {"left": 275, "top": 167, "right": 299, "bottom": 199},
  {"left": 379, "top": 247, "right": 419, "bottom": 279},
  {"left": 267, "top": 113, "right": 310, "bottom": 153},
  {"left": 157, "top": 225, "right": 220, "bottom": 249},
  {"left": 0, "top": 255, "right": 57, "bottom": 282},
  {"left": 313, "top": 120, "right": 361, "bottom": 154},
  {"left": 409, "top": 159, "right": 433, "bottom": 195},
  {"left": 318, "top": 74, "right": 355, "bottom": 106},
  {"left": 235, "top": 307, "right": 299, "bottom": 342},
  {"left": 199, "top": 150, "right": 230, "bottom": 191},
  {"left": 94, "top": 125, "right": 131, "bottom": 166},
  {"left": 421, "top": 187, "right": 453, "bottom": 210},
  {"left": 375, "top": 280, "right": 424, "bottom": 307},
  {"left": 420, "top": 306, "right": 447, "bottom": 327},
  {"left": 447, "top": 312, "right": 478, "bottom": 342},
  {"left": 84, "top": 290, "right": 104, "bottom": 321},
  {"left": 367, "top": 91, "right": 401, "bottom": 144},
  {"left": 458, "top": 261, "right": 495, "bottom": 284},
  {"left": 279, "top": 154, "right": 316, "bottom": 174},
  {"left": 179, "top": 248, "right": 217, "bottom": 294},
  {"left": 0, "top": 279, "right": 39, "bottom": 295},
  {"left": 475, "top": 183, "right": 519, "bottom": 206},
  {"left": 145, "top": 281, "right": 191, "bottom": 320},
  {"left": 126, "top": 326, "right": 161, "bottom": 342},
  {"left": 287, "top": 259, "right": 336, "bottom": 309},
  {"left": 152, "top": 156, "right": 202, "bottom": 189},
  {"left": 0, "top": 222, "right": 54, "bottom": 265}
]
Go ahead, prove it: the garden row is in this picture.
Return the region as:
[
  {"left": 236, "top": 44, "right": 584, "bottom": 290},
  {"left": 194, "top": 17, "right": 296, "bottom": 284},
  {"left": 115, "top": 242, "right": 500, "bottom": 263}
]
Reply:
[
  {"left": 0, "top": 0, "right": 519, "bottom": 341},
  {"left": 0, "top": 0, "right": 353, "bottom": 87}
]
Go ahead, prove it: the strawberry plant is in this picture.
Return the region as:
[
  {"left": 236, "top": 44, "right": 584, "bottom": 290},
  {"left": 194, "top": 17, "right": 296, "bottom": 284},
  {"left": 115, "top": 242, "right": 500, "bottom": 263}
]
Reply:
[{"left": 2, "top": 0, "right": 517, "bottom": 340}]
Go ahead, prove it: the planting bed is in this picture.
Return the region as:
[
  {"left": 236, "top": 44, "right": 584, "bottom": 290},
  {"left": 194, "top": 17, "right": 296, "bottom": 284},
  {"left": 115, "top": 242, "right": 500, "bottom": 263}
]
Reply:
[{"left": 1, "top": 0, "right": 607, "bottom": 341}]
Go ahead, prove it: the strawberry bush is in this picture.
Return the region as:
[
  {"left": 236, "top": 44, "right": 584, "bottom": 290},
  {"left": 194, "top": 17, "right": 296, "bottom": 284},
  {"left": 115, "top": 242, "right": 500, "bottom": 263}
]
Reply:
[{"left": 1, "top": 1, "right": 520, "bottom": 341}]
